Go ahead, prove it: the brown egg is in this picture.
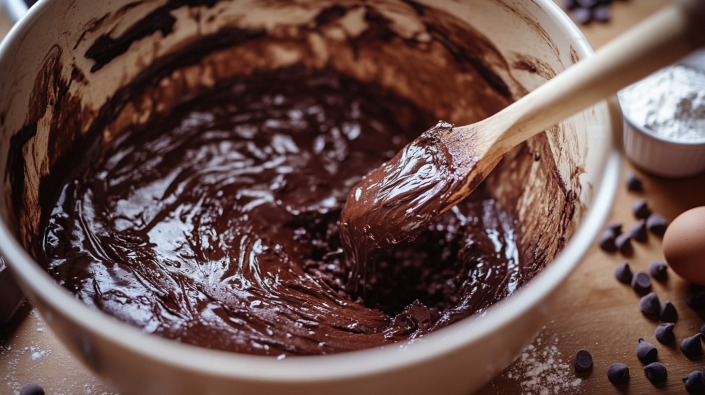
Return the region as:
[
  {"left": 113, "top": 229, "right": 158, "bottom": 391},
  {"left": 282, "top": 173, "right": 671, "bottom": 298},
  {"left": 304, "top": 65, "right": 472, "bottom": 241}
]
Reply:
[{"left": 663, "top": 206, "right": 705, "bottom": 285}]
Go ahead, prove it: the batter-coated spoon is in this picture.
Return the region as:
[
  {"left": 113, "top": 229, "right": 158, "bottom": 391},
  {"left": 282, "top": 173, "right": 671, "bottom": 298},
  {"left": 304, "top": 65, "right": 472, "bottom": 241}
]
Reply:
[{"left": 340, "top": 0, "right": 705, "bottom": 284}]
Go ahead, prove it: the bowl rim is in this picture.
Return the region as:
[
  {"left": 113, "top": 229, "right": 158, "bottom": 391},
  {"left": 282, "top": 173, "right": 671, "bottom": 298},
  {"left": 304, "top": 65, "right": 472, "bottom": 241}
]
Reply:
[{"left": 0, "top": 0, "right": 623, "bottom": 383}]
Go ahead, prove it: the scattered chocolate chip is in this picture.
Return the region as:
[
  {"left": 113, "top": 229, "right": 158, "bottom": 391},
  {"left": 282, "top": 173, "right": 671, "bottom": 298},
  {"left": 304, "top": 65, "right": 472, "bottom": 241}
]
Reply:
[
  {"left": 571, "top": 7, "right": 591, "bottom": 24},
  {"left": 576, "top": 0, "right": 599, "bottom": 7},
  {"left": 687, "top": 285, "right": 705, "bottom": 310},
  {"left": 563, "top": 0, "right": 578, "bottom": 10},
  {"left": 574, "top": 349, "right": 593, "bottom": 372},
  {"left": 647, "top": 213, "right": 668, "bottom": 236},
  {"left": 608, "top": 363, "right": 630, "bottom": 384},
  {"left": 632, "top": 271, "right": 651, "bottom": 293},
  {"left": 626, "top": 172, "right": 643, "bottom": 192},
  {"left": 637, "top": 337, "right": 658, "bottom": 364},
  {"left": 592, "top": 4, "right": 611, "bottom": 21},
  {"left": 644, "top": 362, "right": 667, "bottom": 384},
  {"left": 20, "top": 384, "right": 45, "bottom": 395},
  {"left": 616, "top": 233, "right": 633, "bottom": 255},
  {"left": 629, "top": 220, "right": 648, "bottom": 242},
  {"left": 655, "top": 323, "right": 675, "bottom": 344},
  {"left": 606, "top": 222, "right": 623, "bottom": 236},
  {"left": 660, "top": 301, "right": 678, "bottom": 323},
  {"left": 684, "top": 371, "right": 705, "bottom": 393},
  {"left": 681, "top": 333, "right": 704, "bottom": 358},
  {"left": 633, "top": 199, "right": 651, "bottom": 219},
  {"left": 649, "top": 260, "right": 668, "bottom": 280},
  {"left": 640, "top": 292, "right": 660, "bottom": 315},
  {"left": 615, "top": 262, "right": 633, "bottom": 284},
  {"left": 599, "top": 229, "right": 617, "bottom": 252}
]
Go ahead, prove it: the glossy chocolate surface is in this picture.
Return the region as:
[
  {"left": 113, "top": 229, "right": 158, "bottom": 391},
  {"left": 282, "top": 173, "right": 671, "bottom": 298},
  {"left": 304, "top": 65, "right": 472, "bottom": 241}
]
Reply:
[{"left": 41, "top": 69, "right": 528, "bottom": 355}]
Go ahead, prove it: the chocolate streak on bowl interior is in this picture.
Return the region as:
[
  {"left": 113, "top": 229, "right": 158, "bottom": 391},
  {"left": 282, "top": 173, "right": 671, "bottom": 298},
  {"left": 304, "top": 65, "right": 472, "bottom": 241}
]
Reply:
[{"left": 5, "top": 0, "right": 583, "bottom": 356}]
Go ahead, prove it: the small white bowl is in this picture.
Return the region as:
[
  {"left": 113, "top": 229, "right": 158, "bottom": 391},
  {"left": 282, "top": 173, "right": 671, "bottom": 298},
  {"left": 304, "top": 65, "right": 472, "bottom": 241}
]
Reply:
[
  {"left": 622, "top": 116, "right": 705, "bottom": 178},
  {"left": 621, "top": 51, "right": 705, "bottom": 178}
]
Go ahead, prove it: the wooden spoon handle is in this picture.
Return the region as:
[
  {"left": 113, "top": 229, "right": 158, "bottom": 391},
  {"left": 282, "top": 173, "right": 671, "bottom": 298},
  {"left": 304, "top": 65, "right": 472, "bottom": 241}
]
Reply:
[{"left": 479, "top": 0, "right": 705, "bottom": 153}]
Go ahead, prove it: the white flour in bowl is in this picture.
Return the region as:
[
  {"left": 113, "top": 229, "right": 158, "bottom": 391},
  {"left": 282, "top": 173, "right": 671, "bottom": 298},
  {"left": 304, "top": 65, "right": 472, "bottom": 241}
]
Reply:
[{"left": 619, "top": 64, "right": 705, "bottom": 143}]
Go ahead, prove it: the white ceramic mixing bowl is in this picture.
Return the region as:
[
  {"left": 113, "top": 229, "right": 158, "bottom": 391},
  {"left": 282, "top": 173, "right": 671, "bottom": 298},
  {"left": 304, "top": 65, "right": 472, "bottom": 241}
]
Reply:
[{"left": 0, "top": 0, "right": 621, "bottom": 394}]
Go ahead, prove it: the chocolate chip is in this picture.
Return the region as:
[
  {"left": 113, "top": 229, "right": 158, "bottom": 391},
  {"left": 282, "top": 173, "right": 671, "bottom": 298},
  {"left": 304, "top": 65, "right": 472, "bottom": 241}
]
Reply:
[
  {"left": 599, "top": 229, "right": 617, "bottom": 252},
  {"left": 629, "top": 220, "right": 648, "bottom": 242},
  {"left": 632, "top": 271, "right": 651, "bottom": 293},
  {"left": 563, "top": 0, "right": 578, "bottom": 10},
  {"left": 687, "top": 285, "right": 705, "bottom": 310},
  {"left": 655, "top": 323, "right": 675, "bottom": 344},
  {"left": 592, "top": 4, "right": 611, "bottom": 21},
  {"left": 20, "top": 384, "right": 44, "bottom": 395},
  {"left": 684, "top": 371, "right": 705, "bottom": 393},
  {"left": 608, "top": 363, "right": 630, "bottom": 384},
  {"left": 615, "top": 261, "right": 633, "bottom": 284},
  {"left": 616, "top": 233, "right": 633, "bottom": 255},
  {"left": 681, "top": 333, "right": 704, "bottom": 358},
  {"left": 574, "top": 349, "right": 593, "bottom": 372},
  {"left": 606, "top": 222, "right": 623, "bottom": 236},
  {"left": 637, "top": 337, "right": 658, "bottom": 364},
  {"left": 647, "top": 213, "right": 668, "bottom": 236},
  {"left": 649, "top": 260, "right": 668, "bottom": 280},
  {"left": 633, "top": 199, "right": 651, "bottom": 219},
  {"left": 660, "top": 301, "right": 678, "bottom": 323},
  {"left": 571, "top": 7, "right": 591, "bottom": 24},
  {"left": 640, "top": 292, "right": 660, "bottom": 315},
  {"left": 644, "top": 362, "right": 667, "bottom": 384},
  {"left": 576, "top": 0, "right": 599, "bottom": 7},
  {"left": 626, "top": 172, "right": 643, "bottom": 192}
]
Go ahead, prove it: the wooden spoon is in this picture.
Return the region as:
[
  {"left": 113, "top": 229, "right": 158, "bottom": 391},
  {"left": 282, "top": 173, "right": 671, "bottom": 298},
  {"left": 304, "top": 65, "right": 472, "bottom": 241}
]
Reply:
[{"left": 340, "top": 0, "right": 705, "bottom": 284}]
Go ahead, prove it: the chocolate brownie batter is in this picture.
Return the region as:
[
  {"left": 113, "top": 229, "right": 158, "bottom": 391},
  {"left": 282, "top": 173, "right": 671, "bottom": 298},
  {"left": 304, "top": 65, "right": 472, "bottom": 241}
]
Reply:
[{"left": 41, "top": 68, "right": 527, "bottom": 356}]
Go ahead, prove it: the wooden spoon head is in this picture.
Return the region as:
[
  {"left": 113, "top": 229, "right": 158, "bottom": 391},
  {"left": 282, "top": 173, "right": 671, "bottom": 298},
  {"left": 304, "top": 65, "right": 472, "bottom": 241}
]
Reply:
[{"left": 340, "top": 120, "right": 502, "bottom": 287}]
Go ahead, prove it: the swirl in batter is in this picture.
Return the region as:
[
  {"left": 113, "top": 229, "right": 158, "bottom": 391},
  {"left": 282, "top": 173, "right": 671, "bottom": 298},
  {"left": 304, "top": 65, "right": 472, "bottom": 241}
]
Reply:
[{"left": 42, "top": 69, "right": 525, "bottom": 356}]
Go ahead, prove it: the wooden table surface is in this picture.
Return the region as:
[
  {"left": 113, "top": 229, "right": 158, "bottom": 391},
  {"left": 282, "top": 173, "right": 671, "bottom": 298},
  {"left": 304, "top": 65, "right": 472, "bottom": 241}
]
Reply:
[{"left": 2, "top": 1, "right": 705, "bottom": 394}]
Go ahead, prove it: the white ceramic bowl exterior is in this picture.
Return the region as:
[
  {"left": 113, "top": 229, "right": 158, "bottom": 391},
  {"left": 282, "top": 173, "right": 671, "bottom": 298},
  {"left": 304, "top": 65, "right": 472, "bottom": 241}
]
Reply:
[{"left": 0, "top": 1, "right": 621, "bottom": 394}]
